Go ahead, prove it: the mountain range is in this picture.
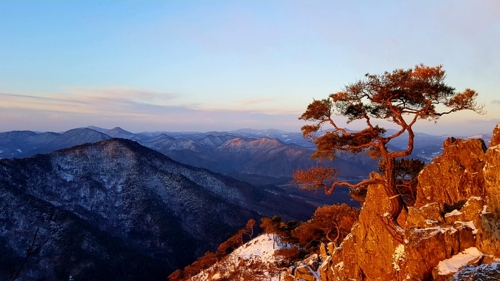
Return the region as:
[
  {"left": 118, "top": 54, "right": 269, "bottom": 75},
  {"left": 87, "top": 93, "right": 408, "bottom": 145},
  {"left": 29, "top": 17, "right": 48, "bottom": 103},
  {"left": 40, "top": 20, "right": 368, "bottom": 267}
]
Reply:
[
  {"left": 0, "top": 138, "right": 322, "bottom": 280},
  {"left": 0, "top": 127, "right": 373, "bottom": 186},
  {"left": 1, "top": 126, "right": 488, "bottom": 186}
]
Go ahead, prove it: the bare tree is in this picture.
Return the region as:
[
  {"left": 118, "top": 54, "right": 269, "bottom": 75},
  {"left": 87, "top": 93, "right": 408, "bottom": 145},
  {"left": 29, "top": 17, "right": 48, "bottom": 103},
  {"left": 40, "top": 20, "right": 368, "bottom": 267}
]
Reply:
[{"left": 10, "top": 228, "right": 49, "bottom": 281}]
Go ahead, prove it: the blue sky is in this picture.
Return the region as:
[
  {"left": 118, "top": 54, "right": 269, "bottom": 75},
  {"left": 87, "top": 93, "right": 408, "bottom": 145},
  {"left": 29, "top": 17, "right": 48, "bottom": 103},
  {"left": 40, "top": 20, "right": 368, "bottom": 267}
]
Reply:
[{"left": 1, "top": 1, "right": 499, "bottom": 135}]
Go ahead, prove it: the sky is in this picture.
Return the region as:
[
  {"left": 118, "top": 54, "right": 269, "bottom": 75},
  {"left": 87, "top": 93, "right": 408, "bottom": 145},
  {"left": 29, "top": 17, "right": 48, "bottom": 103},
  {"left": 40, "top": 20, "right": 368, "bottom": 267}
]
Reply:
[{"left": 0, "top": 1, "right": 499, "bottom": 135}]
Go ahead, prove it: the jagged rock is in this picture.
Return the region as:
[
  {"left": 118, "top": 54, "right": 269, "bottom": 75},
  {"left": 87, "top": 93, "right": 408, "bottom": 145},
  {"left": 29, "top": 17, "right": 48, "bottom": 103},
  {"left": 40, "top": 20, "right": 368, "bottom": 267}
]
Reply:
[
  {"left": 476, "top": 211, "right": 500, "bottom": 257},
  {"left": 402, "top": 221, "right": 477, "bottom": 280},
  {"left": 320, "top": 134, "right": 493, "bottom": 281},
  {"left": 320, "top": 243, "right": 328, "bottom": 262},
  {"left": 290, "top": 254, "right": 321, "bottom": 281},
  {"left": 323, "top": 234, "right": 365, "bottom": 281},
  {"left": 327, "top": 242, "right": 335, "bottom": 256},
  {"left": 483, "top": 131, "right": 500, "bottom": 215},
  {"left": 490, "top": 124, "right": 500, "bottom": 147},
  {"left": 477, "top": 125, "right": 500, "bottom": 257},
  {"left": 444, "top": 209, "right": 468, "bottom": 224},
  {"left": 420, "top": 202, "right": 445, "bottom": 222},
  {"left": 415, "top": 137, "right": 486, "bottom": 207},
  {"left": 442, "top": 197, "right": 484, "bottom": 227},
  {"left": 406, "top": 207, "right": 431, "bottom": 228},
  {"left": 304, "top": 254, "right": 321, "bottom": 271},
  {"left": 456, "top": 197, "right": 484, "bottom": 222},
  {"left": 450, "top": 262, "right": 500, "bottom": 281},
  {"left": 321, "top": 173, "right": 400, "bottom": 280},
  {"left": 353, "top": 174, "right": 404, "bottom": 280},
  {"left": 406, "top": 202, "right": 444, "bottom": 228}
]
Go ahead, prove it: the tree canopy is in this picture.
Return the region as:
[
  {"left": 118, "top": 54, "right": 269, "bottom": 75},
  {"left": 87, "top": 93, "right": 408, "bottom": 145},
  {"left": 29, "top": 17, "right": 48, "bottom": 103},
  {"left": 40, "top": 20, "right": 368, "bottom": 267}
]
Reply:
[
  {"left": 292, "top": 204, "right": 359, "bottom": 251},
  {"left": 294, "top": 64, "right": 484, "bottom": 242}
]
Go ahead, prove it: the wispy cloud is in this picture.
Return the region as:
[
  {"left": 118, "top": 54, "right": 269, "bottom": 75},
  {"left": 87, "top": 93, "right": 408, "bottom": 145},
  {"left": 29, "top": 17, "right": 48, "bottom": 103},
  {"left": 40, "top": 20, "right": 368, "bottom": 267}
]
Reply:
[
  {"left": 0, "top": 92, "right": 91, "bottom": 105},
  {"left": 3, "top": 86, "right": 494, "bottom": 135},
  {"left": 234, "top": 97, "right": 277, "bottom": 106},
  {"left": 67, "top": 87, "right": 178, "bottom": 104},
  {"left": 0, "top": 87, "right": 182, "bottom": 116},
  {"left": 0, "top": 89, "right": 304, "bottom": 133},
  {"left": 70, "top": 87, "right": 177, "bottom": 98}
]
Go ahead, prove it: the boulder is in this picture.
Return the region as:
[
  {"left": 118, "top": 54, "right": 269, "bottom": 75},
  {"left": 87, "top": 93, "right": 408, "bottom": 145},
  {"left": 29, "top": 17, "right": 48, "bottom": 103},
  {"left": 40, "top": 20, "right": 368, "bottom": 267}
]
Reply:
[
  {"left": 319, "top": 243, "right": 328, "bottom": 262},
  {"left": 450, "top": 262, "right": 500, "bottom": 281},
  {"left": 327, "top": 242, "right": 335, "bottom": 256},
  {"left": 477, "top": 211, "right": 500, "bottom": 257},
  {"left": 406, "top": 196, "right": 483, "bottom": 230}
]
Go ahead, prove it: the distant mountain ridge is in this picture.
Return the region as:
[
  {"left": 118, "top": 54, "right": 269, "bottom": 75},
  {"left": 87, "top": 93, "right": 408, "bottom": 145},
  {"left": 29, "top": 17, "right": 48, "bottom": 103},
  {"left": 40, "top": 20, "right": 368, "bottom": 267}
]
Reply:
[
  {"left": 0, "top": 128, "right": 110, "bottom": 158},
  {"left": 0, "top": 126, "right": 491, "bottom": 185},
  {"left": 0, "top": 127, "right": 371, "bottom": 185}
]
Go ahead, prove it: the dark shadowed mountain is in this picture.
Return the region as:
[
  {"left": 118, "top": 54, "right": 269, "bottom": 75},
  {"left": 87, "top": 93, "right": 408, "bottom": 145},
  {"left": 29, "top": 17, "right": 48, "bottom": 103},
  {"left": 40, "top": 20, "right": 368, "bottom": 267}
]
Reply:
[
  {"left": 0, "top": 128, "right": 111, "bottom": 158},
  {"left": 0, "top": 138, "right": 322, "bottom": 280}
]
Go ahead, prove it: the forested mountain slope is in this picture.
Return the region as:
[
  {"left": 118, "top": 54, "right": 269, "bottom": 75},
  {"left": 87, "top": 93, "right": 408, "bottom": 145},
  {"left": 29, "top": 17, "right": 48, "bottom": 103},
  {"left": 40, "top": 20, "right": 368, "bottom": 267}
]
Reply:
[{"left": 0, "top": 139, "right": 317, "bottom": 280}]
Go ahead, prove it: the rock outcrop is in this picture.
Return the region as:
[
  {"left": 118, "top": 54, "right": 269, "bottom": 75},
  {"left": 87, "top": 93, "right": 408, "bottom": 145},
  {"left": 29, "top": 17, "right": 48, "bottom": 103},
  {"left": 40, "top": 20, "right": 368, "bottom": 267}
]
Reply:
[
  {"left": 415, "top": 137, "right": 486, "bottom": 207},
  {"left": 314, "top": 124, "right": 500, "bottom": 280},
  {"left": 322, "top": 173, "right": 401, "bottom": 280},
  {"left": 477, "top": 124, "right": 500, "bottom": 257},
  {"left": 490, "top": 124, "right": 500, "bottom": 147}
]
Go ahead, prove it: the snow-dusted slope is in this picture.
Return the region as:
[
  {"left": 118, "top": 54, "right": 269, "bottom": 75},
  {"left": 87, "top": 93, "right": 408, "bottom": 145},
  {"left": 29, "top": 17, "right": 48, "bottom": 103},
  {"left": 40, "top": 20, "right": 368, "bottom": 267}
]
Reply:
[
  {"left": 0, "top": 139, "right": 315, "bottom": 280},
  {"left": 190, "top": 234, "right": 288, "bottom": 281}
]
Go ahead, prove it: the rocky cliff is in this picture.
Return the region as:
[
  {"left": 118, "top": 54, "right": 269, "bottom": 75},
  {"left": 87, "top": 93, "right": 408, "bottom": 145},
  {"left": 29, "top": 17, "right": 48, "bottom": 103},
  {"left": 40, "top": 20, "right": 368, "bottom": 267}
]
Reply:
[{"left": 312, "top": 124, "right": 500, "bottom": 280}]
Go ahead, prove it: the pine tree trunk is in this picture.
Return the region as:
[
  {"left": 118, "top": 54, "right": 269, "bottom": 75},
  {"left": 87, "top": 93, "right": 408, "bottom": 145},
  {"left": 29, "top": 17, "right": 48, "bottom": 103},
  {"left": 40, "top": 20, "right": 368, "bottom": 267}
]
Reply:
[
  {"left": 384, "top": 157, "right": 404, "bottom": 220},
  {"left": 382, "top": 156, "right": 405, "bottom": 243}
]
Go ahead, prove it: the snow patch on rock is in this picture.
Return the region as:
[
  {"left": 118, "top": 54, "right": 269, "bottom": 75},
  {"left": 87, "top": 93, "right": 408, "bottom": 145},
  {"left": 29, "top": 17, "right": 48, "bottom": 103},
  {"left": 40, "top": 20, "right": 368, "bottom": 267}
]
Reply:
[
  {"left": 392, "top": 244, "right": 406, "bottom": 271},
  {"left": 445, "top": 209, "right": 463, "bottom": 217},
  {"left": 436, "top": 247, "right": 483, "bottom": 276}
]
